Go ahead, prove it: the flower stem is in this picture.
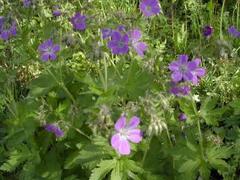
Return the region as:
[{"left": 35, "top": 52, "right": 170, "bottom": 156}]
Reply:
[
  {"left": 141, "top": 139, "right": 150, "bottom": 166},
  {"left": 220, "top": 0, "right": 226, "bottom": 39},
  {"left": 103, "top": 56, "right": 108, "bottom": 92},
  {"left": 46, "top": 68, "right": 77, "bottom": 104}
]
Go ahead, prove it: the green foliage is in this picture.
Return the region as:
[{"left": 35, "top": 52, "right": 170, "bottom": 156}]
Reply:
[{"left": 0, "top": 0, "right": 239, "bottom": 179}]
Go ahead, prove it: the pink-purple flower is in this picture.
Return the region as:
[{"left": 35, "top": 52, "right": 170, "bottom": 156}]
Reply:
[
  {"left": 101, "top": 28, "right": 112, "bottom": 39},
  {"left": 178, "top": 113, "right": 187, "bottom": 122},
  {"left": 70, "top": 12, "right": 86, "bottom": 31},
  {"left": 228, "top": 26, "right": 240, "bottom": 38},
  {"left": 0, "top": 16, "right": 17, "bottom": 41},
  {"left": 23, "top": 0, "right": 31, "bottom": 7},
  {"left": 108, "top": 31, "right": 129, "bottom": 55},
  {"left": 169, "top": 55, "right": 206, "bottom": 85},
  {"left": 111, "top": 116, "right": 142, "bottom": 155},
  {"left": 38, "top": 39, "right": 60, "bottom": 61},
  {"left": 52, "top": 6, "right": 62, "bottom": 17},
  {"left": 203, "top": 25, "right": 213, "bottom": 38},
  {"left": 170, "top": 81, "right": 191, "bottom": 96},
  {"left": 128, "top": 29, "right": 148, "bottom": 57},
  {"left": 44, "top": 123, "right": 64, "bottom": 137},
  {"left": 139, "top": 0, "right": 161, "bottom": 17}
]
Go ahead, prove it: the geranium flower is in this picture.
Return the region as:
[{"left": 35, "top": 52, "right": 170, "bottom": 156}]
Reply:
[
  {"left": 169, "top": 55, "right": 205, "bottom": 85},
  {"left": 178, "top": 113, "right": 187, "bottom": 122},
  {"left": 0, "top": 17, "right": 17, "bottom": 41},
  {"left": 44, "top": 123, "right": 64, "bottom": 137},
  {"left": 139, "top": 0, "right": 161, "bottom": 17},
  {"left": 169, "top": 81, "right": 191, "bottom": 96},
  {"left": 70, "top": 12, "right": 86, "bottom": 31},
  {"left": 203, "top": 25, "right": 213, "bottom": 38},
  {"left": 128, "top": 29, "right": 147, "bottom": 57},
  {"left": 228, "top": 26, "right": 240, "bottom": 38},
  {"left": 101, "top": 28, "right": 112, "bottom": 39},
  {"left": 23, "top": 0, "right": 31, "bottom": 7},
  {"left": 108, "top": 31, "right": 129, "bottom": 54},
  {"left": 38, "top": 39, "right": 60, "bottom": 61},
  {"left": 52, "top": 6, "right": 62, "bottom": 17},
  {"left": 111, "top": 116, "right": 142, "bottom": 155}
]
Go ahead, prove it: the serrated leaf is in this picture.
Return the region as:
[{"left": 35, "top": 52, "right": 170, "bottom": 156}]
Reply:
[
  {"left": 200, "top": 97, "right": 225, "bottom": 126},
  {"left": 206, "top": 146, "right": 231, "bottom": 172},
  {"left": 178, "top": 159, "right": 200, "bottom": 173},
  {"left": 89, "top": 159, "right": 116, "bottom": 180},
  {"left": 0, "top": 145, "right": 31, "bottom": 172},
  {"left": 110, "top": 160, "right": 121, "bottom": 180}
]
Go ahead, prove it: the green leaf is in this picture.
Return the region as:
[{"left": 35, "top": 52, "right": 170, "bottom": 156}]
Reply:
[
  {"left": 206, "top": 146, "right": 231, "bottom": 172},
  {"left": 110, "top": 160, "right": 122, "bottom": 180},
  {"left": 200, "top": 97, "right": 225, "bottom": 125},
  {"left": 178, "top": 159, "right": 200, "bottom": 173},
  {"left": 0, "top": 145, "right": 31, "bottom": 172},
  {"left": 28, "top": 73, "right": 57, "bottom": 97},
  {"left": 178, "top": 97, "right": 196, "bottom": 123},
  {"left": 89, "top": 159, "right": 116, "bottom": 180}
]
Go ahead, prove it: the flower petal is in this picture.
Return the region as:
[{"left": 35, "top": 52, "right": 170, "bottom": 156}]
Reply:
[
  {"left": 178, "top": 54, "right": 188, "bottom": 64},
  {"left": 114, "top": 116, "right": 126, "bottom": 131},
  {"left": 169, "top": 61, "right": 180, "bottom": 71},
  {"left": 183, "top": 71, "right": 193, "bottom": 81},
  {"left": 195, "top": 68, "right": 206, "bottom": 77},
  {"left": 118, "top": 138, "right": 131, "bottom": 155},
  {"left": 127, "top": 116, "right": 140, "bottom": 129},
  {"left": 129, "top": 29, "right": 142, "bottom": 41},
  {"left": 53, "top": 44, "right": 60, "bottom": 52},
  {"left": 111, "top": 133, "right": 121, "bottom": 150},
  {"left": 133, "top": 42, "right": 147, "bottom": 57},
  {"left": 171, "top": 71, "right": 182, "bottom": 82},
  {"left": 127, "top": 129, "right": 142, "bottom": 143}
]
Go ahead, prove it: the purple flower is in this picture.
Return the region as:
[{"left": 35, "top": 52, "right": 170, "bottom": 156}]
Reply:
[
  {"left": 117, "top": 25, "right": 126, "bottom": 33},
  {"left": 70, "top": 12, "right": 86, "bottom": 31},
  {"left": 139, "top": 0, "right": 161, "bottom": 17},
  {"left": 108, "top": 31, "right": 129, "bottom": 54},
  {"left": 23, "top": 0, "right": 31, "bottom": 7},
  {"left": 52, "top": 6, "right": 62, "bottom": 17},
  {"left": 170, "top": 82, "right": 191, "bottom": 96},
  {"left": 228, "top": 26, "right": 240, "bottom": 38},
  {"left": 101, "top": 28, "right": 112, "bottom": 39},
  {"left": 0, "top": 17, "right": 17, "bottom": 41},
  {"left": 111, "top": 116, "right": 142, "bottom": 155},
  {"left": 178, "top": 113, "right": 187, "bottom": 122},
  {"left": 44, "top": 123, "right": 64, "bottom": 137},
  {"left": 38, "top": 39, "right": 60, "bottom": 61},
  {"left": 128, "top": 29, "right": 148, "bottom": 57},
  {"left": 203, "top": 25, "right": 213, "bottom": 37},
  {"left": 169, "top": 55, "right": 206, "bottom": 85}
]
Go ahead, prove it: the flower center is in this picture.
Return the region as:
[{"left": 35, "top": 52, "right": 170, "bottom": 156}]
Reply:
[
  {"left": 75, "top": 18, "right": 82, "bottom": 24},
  {"left": 119, "top": 129, "right": 128, "bottom": 138},
  {"left": 118, "top": 40, "right": 125, "bottom": 48},
  {"left": 179, "top": 65, "right": 188, "bottom": 73},
  {"left": 46, "top": 47, "right": 53, "bottom": 54},
  {"left": 146, "top": 6, "right": 152, "bottom": 12}
]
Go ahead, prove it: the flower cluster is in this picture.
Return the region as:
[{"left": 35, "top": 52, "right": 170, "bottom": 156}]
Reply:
[
  {"left": 169, "top": 55, "right": 206, "bottom": 96},
  {"left": 0, "top": 16, "right": 17, "bottom": 41},
  {"left": 38, "top": 39, "right": 60, "bottom": 61},
  {"left": 44, "top": 123, "right": 64, "bottom": 137},
  {"left": 111, "top": 116, "right": 142, "bottom": 155},
  {"left": 102, "top": 26, "right": 147, "bottom": 57},
  {"left": 228, "top": 26, "right": 240, "bottom": 38}
]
